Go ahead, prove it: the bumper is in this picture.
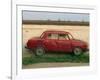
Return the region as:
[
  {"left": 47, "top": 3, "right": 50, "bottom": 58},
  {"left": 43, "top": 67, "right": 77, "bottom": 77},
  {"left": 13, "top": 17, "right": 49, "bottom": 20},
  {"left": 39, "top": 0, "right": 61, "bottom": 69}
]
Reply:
[
  {"left": 83, "top": 48, "right": 89, "bottom": 52},
  {"left": 25, "top": 45, "right": 30, "bottom": 49}
]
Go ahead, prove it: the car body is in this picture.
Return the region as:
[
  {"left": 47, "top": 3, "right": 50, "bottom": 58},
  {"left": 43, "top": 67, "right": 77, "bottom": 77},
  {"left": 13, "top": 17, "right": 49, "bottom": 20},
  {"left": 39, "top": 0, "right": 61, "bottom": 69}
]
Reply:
[{"left": 25, "top": 30, "right": 88, "bottom": 56}]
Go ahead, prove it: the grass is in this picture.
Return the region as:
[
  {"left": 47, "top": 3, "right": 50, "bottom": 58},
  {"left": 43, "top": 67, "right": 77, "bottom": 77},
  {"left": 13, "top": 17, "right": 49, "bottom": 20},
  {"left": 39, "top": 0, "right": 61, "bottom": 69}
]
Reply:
[{"left": 22, "top": 53, "right": 89, "bottom": 65}]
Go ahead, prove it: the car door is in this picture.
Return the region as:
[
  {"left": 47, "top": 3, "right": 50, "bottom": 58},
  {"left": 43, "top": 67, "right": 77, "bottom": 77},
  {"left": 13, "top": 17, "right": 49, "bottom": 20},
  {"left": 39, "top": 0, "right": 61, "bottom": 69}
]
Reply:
[
  {"left": 57, "top": 34, "right": 72, "bottom": 52},
  {"left": 44, "top": 33, "right": 59, "bottom": 51}
]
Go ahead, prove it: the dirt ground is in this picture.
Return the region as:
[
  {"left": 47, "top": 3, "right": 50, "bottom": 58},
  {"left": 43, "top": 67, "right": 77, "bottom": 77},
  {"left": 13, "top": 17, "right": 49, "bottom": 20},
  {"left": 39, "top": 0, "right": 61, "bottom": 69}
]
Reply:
[
  {"left": 22, "top": 24, "right": 89, "bottom": 69},
  {"left": 22, "top": 62, "right": 89, "bottom": 69},
  {"left": 22, "top": 24, "right": 89, "bottom": 45}
]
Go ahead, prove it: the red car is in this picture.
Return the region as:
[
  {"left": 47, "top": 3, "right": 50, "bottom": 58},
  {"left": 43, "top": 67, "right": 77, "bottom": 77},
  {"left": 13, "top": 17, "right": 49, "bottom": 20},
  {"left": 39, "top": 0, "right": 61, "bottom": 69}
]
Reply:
[{"left": 25, "top": 30, "right": 88, "bottom": 56}]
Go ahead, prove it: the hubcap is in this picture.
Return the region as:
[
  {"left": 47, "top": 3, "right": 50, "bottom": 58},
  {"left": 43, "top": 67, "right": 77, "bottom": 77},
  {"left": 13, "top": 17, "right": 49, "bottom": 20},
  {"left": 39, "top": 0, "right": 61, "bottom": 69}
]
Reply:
[
  {"left": 36, "top": 48, "right": 44, "bottom": 56},
  {"left": 74, "top": 48, "right": 82, "bottom": 55}
]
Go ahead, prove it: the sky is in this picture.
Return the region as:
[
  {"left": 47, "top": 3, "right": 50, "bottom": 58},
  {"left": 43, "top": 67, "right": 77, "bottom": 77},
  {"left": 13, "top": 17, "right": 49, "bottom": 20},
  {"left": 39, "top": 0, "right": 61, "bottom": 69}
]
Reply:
[{"left": 22, "top": 11, "right": 89, "bottom": 22}]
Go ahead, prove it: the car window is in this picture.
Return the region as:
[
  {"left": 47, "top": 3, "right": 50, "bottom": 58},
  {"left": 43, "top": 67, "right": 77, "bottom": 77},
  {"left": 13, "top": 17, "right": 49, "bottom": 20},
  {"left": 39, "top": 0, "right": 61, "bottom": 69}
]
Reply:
[
  {"left": 40, "top": 32, "right": 45, "bottom": 38},
  {"left": 59, "top": 34, "right": 69, "bottom": 40},
  {"left": 68, "top": 33, "right": 73, "bottom": 40},
  {"left": 47, "top": 33, "right": 58, "bottom": 39}
]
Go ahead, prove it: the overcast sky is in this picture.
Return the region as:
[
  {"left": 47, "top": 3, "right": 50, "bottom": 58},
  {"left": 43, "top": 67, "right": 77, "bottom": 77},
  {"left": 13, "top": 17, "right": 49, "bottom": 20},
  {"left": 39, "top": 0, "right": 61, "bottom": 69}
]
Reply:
[{"left": 22, "top": 11, "right": 89, "bottom": 22}]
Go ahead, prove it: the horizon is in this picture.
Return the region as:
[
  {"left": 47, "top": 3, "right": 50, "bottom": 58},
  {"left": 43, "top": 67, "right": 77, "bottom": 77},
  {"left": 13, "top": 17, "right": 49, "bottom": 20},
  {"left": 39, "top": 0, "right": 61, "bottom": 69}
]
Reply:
[{"left": 22, "top": 11, "right": 89, "bottom": 22}]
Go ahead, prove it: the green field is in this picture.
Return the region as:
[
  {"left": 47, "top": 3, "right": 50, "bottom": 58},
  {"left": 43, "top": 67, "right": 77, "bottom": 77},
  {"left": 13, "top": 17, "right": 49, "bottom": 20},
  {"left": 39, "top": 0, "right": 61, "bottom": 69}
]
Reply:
[{"left": 22, "top": 52, "right": 89, "bottom": 65}]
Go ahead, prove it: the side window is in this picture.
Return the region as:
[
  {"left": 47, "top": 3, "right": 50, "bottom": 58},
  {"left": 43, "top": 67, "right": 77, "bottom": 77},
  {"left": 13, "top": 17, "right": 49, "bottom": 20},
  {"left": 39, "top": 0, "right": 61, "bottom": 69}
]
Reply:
[
  {"left": 59, "top": 34, "right": 69, "bottom": 40},
  {"left": 47, "top": 33, "right": 58, "bottom": 39}
]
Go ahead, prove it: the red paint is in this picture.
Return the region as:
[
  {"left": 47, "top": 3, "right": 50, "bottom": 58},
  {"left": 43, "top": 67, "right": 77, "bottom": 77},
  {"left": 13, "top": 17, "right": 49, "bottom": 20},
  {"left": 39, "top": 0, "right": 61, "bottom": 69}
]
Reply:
[{"left": 26, "top": 30, "right": 88, "bottom": 52}]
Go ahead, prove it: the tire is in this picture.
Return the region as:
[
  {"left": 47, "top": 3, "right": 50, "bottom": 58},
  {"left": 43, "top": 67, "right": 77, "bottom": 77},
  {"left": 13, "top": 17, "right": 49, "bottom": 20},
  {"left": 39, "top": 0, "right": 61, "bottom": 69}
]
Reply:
[
  {"left": 35, "top": 47, "right": 45, "bottom": 56},
  {"left": 73, "top": 47, "right": 83, "bottom": 55}
]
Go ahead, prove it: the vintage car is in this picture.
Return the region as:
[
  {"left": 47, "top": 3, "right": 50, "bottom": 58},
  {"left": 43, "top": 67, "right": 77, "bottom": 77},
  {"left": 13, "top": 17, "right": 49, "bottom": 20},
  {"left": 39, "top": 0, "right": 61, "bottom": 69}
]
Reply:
[{"left": 25, "top": 30, "right": 88, "bottom": 56}]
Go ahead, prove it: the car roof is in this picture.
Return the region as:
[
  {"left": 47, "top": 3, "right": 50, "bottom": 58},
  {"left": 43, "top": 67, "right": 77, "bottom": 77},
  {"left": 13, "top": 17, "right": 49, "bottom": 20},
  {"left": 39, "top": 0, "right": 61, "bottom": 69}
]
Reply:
[{"left": 44, "top": 30, "right": 69, "bottom": 34}]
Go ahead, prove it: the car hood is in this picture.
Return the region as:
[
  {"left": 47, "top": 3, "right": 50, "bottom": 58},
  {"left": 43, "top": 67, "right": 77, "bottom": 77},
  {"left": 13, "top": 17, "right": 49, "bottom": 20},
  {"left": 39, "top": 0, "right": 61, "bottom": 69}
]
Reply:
[{"left": 29, "top": 37, "right": 41, "bottom": 40}]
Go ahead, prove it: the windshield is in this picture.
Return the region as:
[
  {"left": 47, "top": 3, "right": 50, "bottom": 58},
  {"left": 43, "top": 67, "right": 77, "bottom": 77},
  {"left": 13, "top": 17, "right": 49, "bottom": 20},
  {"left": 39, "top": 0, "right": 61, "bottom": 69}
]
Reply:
[
  {"left": 68, "top": 33, "right": 74, "bottom": 40},
  {"left": 40, "top": 32, "right": 45, "bottom": 38}
]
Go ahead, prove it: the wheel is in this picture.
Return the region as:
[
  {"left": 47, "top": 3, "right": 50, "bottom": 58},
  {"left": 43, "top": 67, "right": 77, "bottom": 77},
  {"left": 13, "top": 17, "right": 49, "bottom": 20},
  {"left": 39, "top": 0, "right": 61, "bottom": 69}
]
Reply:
[
  {"left": 35, "top": 47, "right": 45, "bottom": 56},
  {"left": 73, "top": 47, "right": 83, "bottom": 55}
]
